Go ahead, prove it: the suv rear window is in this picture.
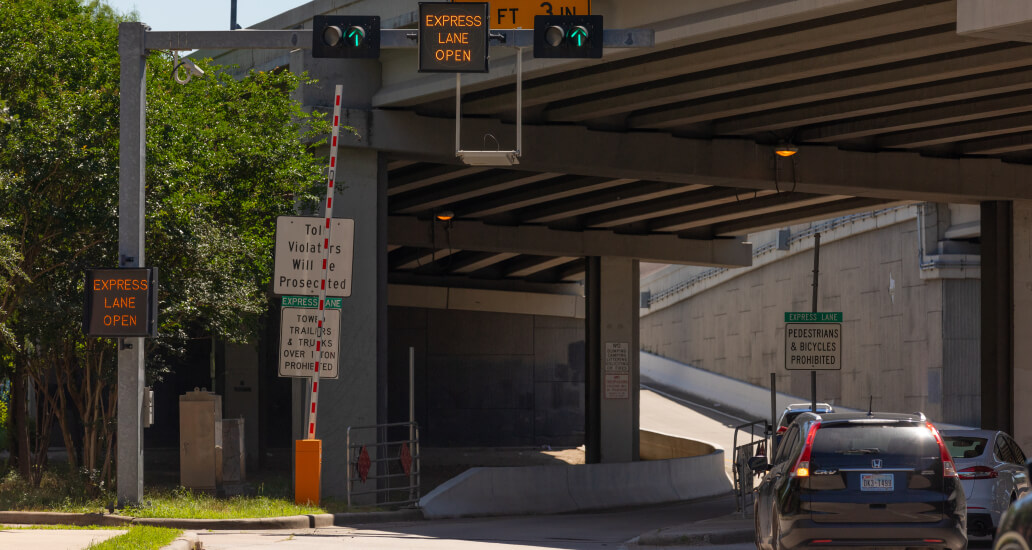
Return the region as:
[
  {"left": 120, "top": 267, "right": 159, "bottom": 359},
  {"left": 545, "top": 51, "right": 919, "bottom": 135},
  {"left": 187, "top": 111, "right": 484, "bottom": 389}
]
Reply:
[
  {"left": 810, "top": 423, "right": 939, "bottom": 468},
  {"left": 943, "top": 436, "right": 987, "bottom": 460}
]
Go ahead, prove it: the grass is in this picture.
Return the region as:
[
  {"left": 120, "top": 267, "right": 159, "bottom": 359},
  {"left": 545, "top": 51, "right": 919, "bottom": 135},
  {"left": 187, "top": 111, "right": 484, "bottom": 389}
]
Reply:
[
  {"left": 85, "top": 525, "right": 181, "bottom": 550},
  {"left": 123, "top": 486, "right": 325, "bottom": 519},
  {"left": 0, "top": 465, "right": 112, "bottom": 513},
  {"left": 0, "top": 465, "right": 379, "bottom": 518}
]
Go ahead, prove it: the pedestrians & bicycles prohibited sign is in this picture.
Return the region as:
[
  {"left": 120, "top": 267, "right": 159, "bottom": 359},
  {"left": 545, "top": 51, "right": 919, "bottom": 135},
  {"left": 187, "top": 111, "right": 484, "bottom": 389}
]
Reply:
[
  {"left": 273, "top": 216, "right": 354, "bottom": 297},
  {"left": 785, "top": 312, "right": 842, "bottom": 371},
  {"left": 279, "top": 306, "right": 341, "bottom": 380}
]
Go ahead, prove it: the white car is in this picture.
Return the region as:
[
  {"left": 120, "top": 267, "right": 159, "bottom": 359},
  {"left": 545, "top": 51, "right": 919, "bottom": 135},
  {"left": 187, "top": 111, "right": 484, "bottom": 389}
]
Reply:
[{"left": 942, "top": 429, "right": 1031, "bottom": 538}]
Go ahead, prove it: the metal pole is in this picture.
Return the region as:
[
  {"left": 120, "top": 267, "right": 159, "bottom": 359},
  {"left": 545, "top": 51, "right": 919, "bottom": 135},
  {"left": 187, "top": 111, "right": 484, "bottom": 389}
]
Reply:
[
  {"left": 406, "top": 346, "right": 414, "bottom": 501},
  {"left": 770, "top": 372, "right": 777, "bottom": 457},
  {"left": 455, "top": 74, "right": 461, "bottom": 153},
  {"left": 515, "top": 47, "right": 522, "bottom": 155},
  {"left": 811, "top": 232, "right": 820, "bottom": 413},
  {"left": 409, "top": 347, "right": 415, "bottom": 441},
  {"left": 230, "top": 0, "right": 239, "bottom": 30},
  {"left": 117, "top": 21, "right": 148, "bottom": 505}
]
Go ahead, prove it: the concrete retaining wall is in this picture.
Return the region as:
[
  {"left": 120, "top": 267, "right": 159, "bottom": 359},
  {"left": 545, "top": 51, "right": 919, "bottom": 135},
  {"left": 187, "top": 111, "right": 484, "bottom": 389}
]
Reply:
[
  {"left": 640, "top": 429, "right": 716, "bottom": 460},
  {"left": 419, "top": 444, "right": 730, "bottom": 519},
  {"left": 642, "top": 352, "right": 804, "bottom": 422},
  {"left": 642, "top": 351, "right": 974, "bottom": 430}
]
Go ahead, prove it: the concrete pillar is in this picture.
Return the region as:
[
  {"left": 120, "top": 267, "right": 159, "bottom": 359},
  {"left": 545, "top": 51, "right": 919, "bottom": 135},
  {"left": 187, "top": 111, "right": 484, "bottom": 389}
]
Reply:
[
  {"left": 592, "top": 257, "right": 640, "bottom": 463},
  {"left": 289, "top": 51, "right": 386, "bottom": 501},
  {"left": 1012, "top": 201, "right": 1032, "bottom": 453},
  {"left": 981, "top": 201, "right": 1013, "bottom": 436}
]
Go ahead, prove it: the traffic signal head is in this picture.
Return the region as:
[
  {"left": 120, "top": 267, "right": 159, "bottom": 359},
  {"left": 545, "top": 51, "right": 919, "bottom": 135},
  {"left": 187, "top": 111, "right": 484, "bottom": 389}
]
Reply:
[
  {"left": 312, "top": 15, "right": 380, "bottom": 59},
  {"left": 534, "top": 15, "right": 602, "bottom": 58}
]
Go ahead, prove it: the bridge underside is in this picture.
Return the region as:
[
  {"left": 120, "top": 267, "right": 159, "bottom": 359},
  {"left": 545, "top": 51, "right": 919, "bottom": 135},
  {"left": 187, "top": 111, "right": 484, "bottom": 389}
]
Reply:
[{"left": 194, "top": 0, "right": 1032, "bottom": 479}]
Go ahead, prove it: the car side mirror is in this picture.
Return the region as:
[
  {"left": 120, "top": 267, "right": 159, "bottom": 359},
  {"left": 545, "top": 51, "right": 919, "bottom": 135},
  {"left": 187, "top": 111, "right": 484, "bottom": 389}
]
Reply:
[{"left": 748, "top": 456, "right": 770, "bottom": 472}]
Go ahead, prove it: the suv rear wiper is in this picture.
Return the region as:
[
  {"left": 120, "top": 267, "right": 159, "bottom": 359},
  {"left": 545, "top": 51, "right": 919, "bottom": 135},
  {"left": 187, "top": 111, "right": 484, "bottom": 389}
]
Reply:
[{"left": 837, "top": 448, "right": 881, "bottom": 455}]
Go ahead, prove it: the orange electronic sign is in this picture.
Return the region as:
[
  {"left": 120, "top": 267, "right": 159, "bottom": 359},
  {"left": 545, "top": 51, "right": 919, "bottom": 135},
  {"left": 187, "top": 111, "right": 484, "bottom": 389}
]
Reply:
[
  {"left": 454, "top": 0, "right": 590, "bottom": 28},
  {"left": 84, "top": 268, "right": 158, "bottom": 337},
  {"left": 419, "top": 2, "right": 490, "bottom": 73}
]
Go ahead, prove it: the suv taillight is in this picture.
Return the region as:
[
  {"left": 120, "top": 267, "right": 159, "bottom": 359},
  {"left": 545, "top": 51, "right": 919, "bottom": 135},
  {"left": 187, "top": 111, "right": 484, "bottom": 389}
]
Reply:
[
  {"left": 958, "top": 466, "right": 998, "bottom": 480},
  {"left": 926, "top": 422, "right": 958, "bottom": 478},
  {"left": 791, "top": 422, "right": 821, "bottom": 477},
  {"left": 777, "top": 426, "right": 788, "bottom": 435}
]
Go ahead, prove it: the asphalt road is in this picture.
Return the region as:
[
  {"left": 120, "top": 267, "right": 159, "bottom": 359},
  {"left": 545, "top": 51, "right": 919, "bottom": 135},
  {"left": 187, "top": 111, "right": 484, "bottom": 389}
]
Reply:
[{"left": 196, "top": 495, "right": 737, "bottom": 550}]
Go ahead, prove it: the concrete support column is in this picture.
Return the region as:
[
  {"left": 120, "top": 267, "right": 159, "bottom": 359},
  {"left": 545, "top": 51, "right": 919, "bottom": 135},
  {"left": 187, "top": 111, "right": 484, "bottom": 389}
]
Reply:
[
  {"left": 1011, "top": 201, "right": 1032, "bottom": 453},
  {"left": 981, "top": 201, "right": 1013, "bottom": 437},
  {"left": 289, "top": 51, "right": 386, "bottom": 501},
  {"left": 587, "top": 257, "right": 640, "bottom": 463}
]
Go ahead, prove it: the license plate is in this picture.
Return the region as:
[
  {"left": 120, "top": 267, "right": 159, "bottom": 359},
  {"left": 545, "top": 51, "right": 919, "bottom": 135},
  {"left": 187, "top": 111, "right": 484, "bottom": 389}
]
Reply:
[{"left": 861, "top": 473, "right": 894, "bottom": 492}]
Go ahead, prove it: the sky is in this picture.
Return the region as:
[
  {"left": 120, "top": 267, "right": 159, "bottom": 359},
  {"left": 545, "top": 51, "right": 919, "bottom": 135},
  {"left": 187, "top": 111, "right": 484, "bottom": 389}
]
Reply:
[{"left": 102, "top": 0, "right": 312, "bottom": 31}]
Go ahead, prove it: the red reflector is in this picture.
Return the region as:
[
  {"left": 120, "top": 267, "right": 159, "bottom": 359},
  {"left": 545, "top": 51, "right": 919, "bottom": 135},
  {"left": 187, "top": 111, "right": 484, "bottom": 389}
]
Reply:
[
  {"left": 811, "top": 540, "right": 833, "bottom": 544},
  {"left": 923, "top": 539, "right": 944, "bottom": 543}
]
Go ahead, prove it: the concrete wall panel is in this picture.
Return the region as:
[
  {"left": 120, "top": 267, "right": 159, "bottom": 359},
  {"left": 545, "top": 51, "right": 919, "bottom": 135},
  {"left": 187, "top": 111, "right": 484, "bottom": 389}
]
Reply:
[
  {"left": 390, "top": 306, "right": 585, "bottom": 447},
  {"left": 641, "top": 220, "right": 963, "bottom": 418}
]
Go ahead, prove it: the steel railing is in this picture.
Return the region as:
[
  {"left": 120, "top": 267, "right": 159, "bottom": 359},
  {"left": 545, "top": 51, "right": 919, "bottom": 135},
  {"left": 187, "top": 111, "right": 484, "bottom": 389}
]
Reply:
[{"left": 732, "top": 419, "right": 771, "bottom": 517}]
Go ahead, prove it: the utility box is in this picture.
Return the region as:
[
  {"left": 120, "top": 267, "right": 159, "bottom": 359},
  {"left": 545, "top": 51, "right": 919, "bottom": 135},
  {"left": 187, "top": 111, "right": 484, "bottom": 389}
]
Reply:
[
  {"left": 179, "top": 388, "right": 223, "bottom": 492},
  {"left": 222, "top": 418, "right": 246, "bottom": 483}
]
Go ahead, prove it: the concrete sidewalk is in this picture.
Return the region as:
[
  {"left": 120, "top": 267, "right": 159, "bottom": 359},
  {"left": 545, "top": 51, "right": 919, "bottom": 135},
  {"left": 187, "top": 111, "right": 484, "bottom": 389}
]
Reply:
[
  {"left": 0, "top": 526, "right": 204, "bottom": 550},
  {"left": 633, "top": 513, "right": 754, "bottom": 547},
  {"left": 0, "top": 527, "right": 127, "bottom": 550}
]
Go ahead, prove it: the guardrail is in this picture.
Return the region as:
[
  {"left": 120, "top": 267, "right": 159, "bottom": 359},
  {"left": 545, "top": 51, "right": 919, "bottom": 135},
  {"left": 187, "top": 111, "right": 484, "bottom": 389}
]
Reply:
[
  {"left": 346, "top": 421, "right": 421, "bottom": 508},
  {"left": 732, "top": 419, "right": 770, "bottom": 517}
]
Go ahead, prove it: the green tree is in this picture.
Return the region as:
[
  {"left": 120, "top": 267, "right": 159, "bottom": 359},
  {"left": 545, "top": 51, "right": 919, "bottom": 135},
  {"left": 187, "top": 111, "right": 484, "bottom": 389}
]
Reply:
[{"left": 0, "top": 0, "right": 330, "bottom": 487}]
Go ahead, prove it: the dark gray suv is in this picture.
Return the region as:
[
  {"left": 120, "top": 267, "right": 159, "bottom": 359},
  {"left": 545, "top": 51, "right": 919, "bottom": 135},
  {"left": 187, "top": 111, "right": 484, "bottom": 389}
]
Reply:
[{"left": 751, "top": 411, "right": 967, "bottom": 550}]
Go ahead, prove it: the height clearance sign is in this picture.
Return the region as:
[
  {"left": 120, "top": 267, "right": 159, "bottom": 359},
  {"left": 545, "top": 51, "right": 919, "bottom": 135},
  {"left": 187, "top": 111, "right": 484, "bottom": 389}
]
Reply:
[
  {"left": 785, "top": 312, "right": 842, "bottom": 370},
  {"left": 420, "top": 2, "right": 489, "bottom": 73},
  {"left": 454, "top": 0, "right": 590, "bottom": 28}
]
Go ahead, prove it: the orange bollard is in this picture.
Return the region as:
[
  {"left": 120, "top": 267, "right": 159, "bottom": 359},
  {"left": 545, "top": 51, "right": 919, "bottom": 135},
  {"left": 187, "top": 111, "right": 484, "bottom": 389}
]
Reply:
[{"left": 295, "top": 439, "right": 322, "bottom": 505}]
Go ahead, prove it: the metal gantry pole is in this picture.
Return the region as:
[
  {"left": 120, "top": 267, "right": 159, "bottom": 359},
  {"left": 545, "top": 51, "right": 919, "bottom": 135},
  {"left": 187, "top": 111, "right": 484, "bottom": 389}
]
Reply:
[
  {"left": 811, "top": 232, "right": 821, "bottom": 413},
  {"left": 117, "top": 21, "right": 148, "bottom": 505}
]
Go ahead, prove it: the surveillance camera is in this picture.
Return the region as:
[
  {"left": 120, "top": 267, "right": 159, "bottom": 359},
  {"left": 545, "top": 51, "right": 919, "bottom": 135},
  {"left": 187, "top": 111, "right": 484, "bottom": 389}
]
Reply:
[
  {"left": 172, "top": 52, "right": 204, "bottom": 84},
  {"left": 181, "top": 58, "right": 204, "bottom": 78}
]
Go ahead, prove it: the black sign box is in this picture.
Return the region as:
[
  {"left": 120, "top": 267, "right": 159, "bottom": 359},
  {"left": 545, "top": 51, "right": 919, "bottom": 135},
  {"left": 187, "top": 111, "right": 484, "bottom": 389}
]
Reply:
[
  {"left": 84, "top": 267, "right": 158, "bottom": 337},
  {"left": 419, "top": 2, "right": 489, "bottom": 73}
]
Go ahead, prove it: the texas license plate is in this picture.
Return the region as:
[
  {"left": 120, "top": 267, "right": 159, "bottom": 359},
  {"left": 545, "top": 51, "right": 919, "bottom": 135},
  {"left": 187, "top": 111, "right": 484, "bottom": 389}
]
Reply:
[{"left": 861, "top": 473, "right": 894, "bottom": 491}]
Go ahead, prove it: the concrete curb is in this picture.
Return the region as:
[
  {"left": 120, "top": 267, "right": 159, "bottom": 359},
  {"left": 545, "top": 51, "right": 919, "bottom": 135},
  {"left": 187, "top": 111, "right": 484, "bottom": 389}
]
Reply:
[
  {"left": 160, "top": 531, "right": 201, "bottom": 550},
  {"left": 0, "top": 508, "right": 424, "bottom": 530},
  {"left": 333, "top": 509, "right": 424, "bottom": 525},
  {"left": 0, "top": 511, "right": 131, "bottom": 526}
]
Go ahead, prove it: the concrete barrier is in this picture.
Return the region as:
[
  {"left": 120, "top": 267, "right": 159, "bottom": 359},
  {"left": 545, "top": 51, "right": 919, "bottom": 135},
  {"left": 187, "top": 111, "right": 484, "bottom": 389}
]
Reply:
[
  {"left": 640, "top": 429, "right": 716, "bottom": 460},
  {"left": 419, "top": 434, "right": 731, "bottom": 519}
]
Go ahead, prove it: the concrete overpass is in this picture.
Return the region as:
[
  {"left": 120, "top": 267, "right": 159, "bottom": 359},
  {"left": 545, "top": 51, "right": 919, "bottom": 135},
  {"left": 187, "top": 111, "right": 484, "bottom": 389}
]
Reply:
[{"left": 166, "top": 0, "right": 1032, "bottom": 499}]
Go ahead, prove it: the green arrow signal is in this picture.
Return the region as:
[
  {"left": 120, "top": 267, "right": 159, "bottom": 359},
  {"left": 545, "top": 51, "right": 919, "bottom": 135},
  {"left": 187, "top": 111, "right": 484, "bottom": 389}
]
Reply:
[
  {"left": 346, "top": 26, "right": 365, "bottom": 47},
  {"left": 568, "top": 26, "right": 588, "bottom": 47}
]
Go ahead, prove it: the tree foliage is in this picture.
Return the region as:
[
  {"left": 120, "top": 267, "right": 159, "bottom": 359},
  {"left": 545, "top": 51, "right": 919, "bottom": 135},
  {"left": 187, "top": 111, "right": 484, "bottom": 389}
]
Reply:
[{"left": 0, "top": 0, "right": 330, "bottom": 487}]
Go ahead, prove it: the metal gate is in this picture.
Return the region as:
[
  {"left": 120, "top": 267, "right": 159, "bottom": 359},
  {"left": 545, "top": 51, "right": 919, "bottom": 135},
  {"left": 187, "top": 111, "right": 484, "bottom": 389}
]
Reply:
[
  {"left": 346, "top": 421, "right": 421, "bottom": 508},
  {"left": 732, "top": 419, "right": 770, "bottom": 517}
]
